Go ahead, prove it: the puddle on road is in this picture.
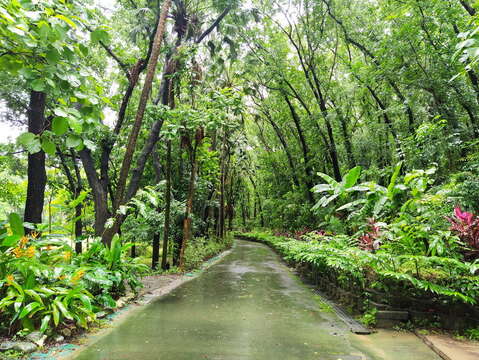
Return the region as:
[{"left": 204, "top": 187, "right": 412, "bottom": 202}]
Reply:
[{"left": 71, "top": 241, "right": 440, "bottom": 360}]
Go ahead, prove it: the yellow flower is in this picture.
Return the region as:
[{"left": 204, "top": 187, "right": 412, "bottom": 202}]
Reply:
[
  {"left": 30, "top": 231, "right": 39, "bottom": 239},
  {"left": 71, "top": 270, "right": 85, "bottom": 283},
  {"left": 63, "top": 251, "right": 72, "bottom": 261},
  {"left": 25, "top": 246, "right": 35, "bottom": 258},
  {"left": 5, "top": 274, "right": 14, "bottom": 285},
  {"left": 12, "top": 247, "right": 24, "bottom": 258},
  {"left": 19, "top": 236, "right": 29, "bottom": 248},
  {"left": 58, "top": 275, "right": 66, "bottom": 281}
]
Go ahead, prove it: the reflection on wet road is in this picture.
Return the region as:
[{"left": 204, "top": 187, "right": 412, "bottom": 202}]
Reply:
[{"left": 73, "top": 240, "right": 440, "bottom": 360}]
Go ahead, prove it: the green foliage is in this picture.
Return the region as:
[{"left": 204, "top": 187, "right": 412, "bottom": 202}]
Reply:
[
  {"left": 465, "top": 327, "right": 479, "bottom": 341},
  {"left": 183, "top": 235, "right": 233, "bottom": 270},
  {"left": 0, "top": 214, "right": 147, "bottom": 335},
  {"left": 312, "top": 166, "right": 364, "bottom": 210},
  {"left": 241, "top": 232, "right": 479, "bottom": 306},
  {"left": 359, "top": 308, "right": 377, "bottom": 327},
  {"left": 74, "top": 236, "right": 149, "bottom": 308}
]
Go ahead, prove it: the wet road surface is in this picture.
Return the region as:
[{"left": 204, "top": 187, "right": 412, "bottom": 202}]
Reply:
[{"left": 73, "top": 240, "right": 440, "bottom": 360}]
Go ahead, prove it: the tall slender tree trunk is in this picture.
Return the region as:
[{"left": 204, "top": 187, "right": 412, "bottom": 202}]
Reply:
[
  {"left": 283, "top": 95, "right": 316, "bottom": 202},
  {"left": 151, "top": 147, "right": 162, "bottom": 270},
  {"left": 24, "top": 91, "right": 47, "bottom": 232},
  {"left": 102, "top": 0, "right": 172, "bottom": 246},
  {"left": 217, "top": 131, "right": 228, "bottom": 239},
  {"left": 179, "top": 133, "right": 202, "bottom": 269},
  {"left": 79, "top": 148, "right": 110, "bottom": 237},
  {"left": 74, "top": 202, "right": 83, "bottom": 253},
  {"left": 366, "top": 85, "right": 404, "bottom": 160},
  {"left": 161, "top": 140, "right": 172, "bottom": 270},
  {"left": 261, "top": 111, "right": 300, "bottom": 188}
]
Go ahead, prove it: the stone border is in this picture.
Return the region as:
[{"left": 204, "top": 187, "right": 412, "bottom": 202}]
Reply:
[{"left": 414, "top": 331, "right": 451, "bottom": 360}]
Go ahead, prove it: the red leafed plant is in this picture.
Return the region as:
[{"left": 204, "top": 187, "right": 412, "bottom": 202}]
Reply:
[
  {"left": 446, "top": 207, "right": 479, "bottom": 259},
  {"left": 359, "top": 218, "right": 382, "bottom": 252}
]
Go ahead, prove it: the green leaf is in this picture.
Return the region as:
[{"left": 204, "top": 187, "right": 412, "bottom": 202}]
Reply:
[
  {"left": 77, "top": 294, "right": 92, "bottom": 311},
  {"left": 38, "top": 21, "right": 50, "bottom": 41},
  {"left": 90, "top": 29, "right": 110, "bottom": 44},
  {"left": 311, "top": 184, "right": 331, "bottom": 193},
  {"left": 343, "top": 166, "right": 361, "bottom": 189},
  {"left": 54, "top": 14, "right": 77, "bottom": 28},
  {"left": 54, "top": 299, "right": 73, "bottom": 320},
  {"left": 54, "top": 108, "right": 69, "bottom": 117},
  {"left": 52, "top": 303, "right": 60, "bottom": 326},
  {"left": 40, "top": 315, "right": 51, "bottom": 333},
  {"left": 46, "top": 48, "right": 61, "bottom": 64},
  {"left": 52, "top": 117, "right": 69, "bottom": 135},
  {"left": 31, "top": 79, "right": 46, "bottom": 92},
  {"left": 79, "top": 43, "right": 89, "bottom": 57},
  {"left": 19, "top": 302, "right": 42, "bottom": 319},
  {"left": 68, "top": 118, "right": 83, "bottom": 133},
  {"left": 9, "top": 213, "right": 24, "bottom": 237},
  {"left": 387, "top": 162, "right": 403, "bottom": 195},
  {"left": 24, "top": 289, "right": 44, "bottom": 305},
  {"left": 17, "top": 132, "right": 41, "bottom": 153},
  {"left": 66, "top": 134, "right": 82, "bottom": 148},
  {"left": 41, "top": 138, "right": 56, "bottom": 155},
  {"left": 1, "top": 235, "right": 20, "bottom": 247},
  {"left": 316, "top": 172, "right": 338, "bottom": 186}
]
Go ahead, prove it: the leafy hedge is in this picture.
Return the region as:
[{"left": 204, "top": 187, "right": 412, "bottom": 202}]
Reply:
[{"left": 238, "top": 232, "right": 479, "bottom": 306}]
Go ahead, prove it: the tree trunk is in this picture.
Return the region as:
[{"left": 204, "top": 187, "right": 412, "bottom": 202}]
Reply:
[
  {"left": 103, "top": 0, "right": 172, "bottom": 246},
  {"left": 249, "top": 176, "right": 264, "bottom": 227},
  {"left": 152, "top": 233, "right": 160, "bottom": 269},
  {"left": 151, "top": 146, "right": 162, "bottom": 270},
  {"left": 261, "top": 110, "right": 300, "bottom": 188},
  {"left": 161, "top": 140, "right": 172, "bottom": 270},
  {"left": 334, "top": 103, "right": 355, "bottom": 168},
  {"left": 217, "top": 132, "right": 227, "bottom": 239},
  {"left": 79, "top": 148, "right": 110, "bottom": 237},
  {"left": 283, "top": 95, "right": 317, "bottom": 201},
  {"left": 24, "top": 91, "right": 47, "bottom": 232},
  {"left": 179, "top": 136, "right": 201, "bottom": 269},
  {"left": 367, "top": 85, "right": 404, "bottom": 160}
]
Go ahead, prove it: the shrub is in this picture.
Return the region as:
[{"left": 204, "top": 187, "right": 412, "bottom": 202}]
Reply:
[
  {"left": 446, "top": 207, "right": 479, "bottom": 260},
  {"left": 241, "top": 232, "right": 479, "bottom": 306},
  {"left": 183, "top": 235, "right": 232, "bottom": 270},
  {"left": 0, "top": 214, "right": 148, "bottom": 336}
]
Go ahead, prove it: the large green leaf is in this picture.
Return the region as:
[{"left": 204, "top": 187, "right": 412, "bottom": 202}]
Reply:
[
  {"left": 2, "top": 235, "right": 20, "bottom": 247},
  {"left": 311, "top": 184, "right": 332, "bottom": 193},
  {"left": 31, "top": 79, "right": 45, "bottom": 92},
  {"left": 9, "top": 213, "right": 24, "bottom": 237},
  {"left": 316, "top": 172, "right": 338, "bottom": 186},
  {"left": 52, "top": 117, "right": 69, "bottom": 135},
  {"left": 387, "top": 161, "right": 403, "bottom": 196},
  {"left": 66, "top": 134, "right": 82, "bottom": 148},
  {"left": 45, "top": 48, "right": 61, "bottom": 64},
  {"left": 90, "top": 29, "right": 110, "bottom": 44},
  {"left": 17, "top": 132, "right": 41, "bottom": 154},
  {"left": 40, "top": 315, "right": 51, "bottom": 333},
  {"left": 52, "top": 303, "right": 60, "bottom": 326},
  {"left": 41, "top": 138, "right": 56, "bottom": 155},
  {"left": 54, "top": 299, "right": 73, "bottom": 320},
  {"left": 342, "top": 166, "right": 361, "bottom": 189},
  {"left": 19, "top": 302, "right": 43, "bottom": 319}
]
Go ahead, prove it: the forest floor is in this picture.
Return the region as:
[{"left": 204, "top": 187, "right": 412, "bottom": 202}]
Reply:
[{"left": 63, "top": 240, "right": 442, "bottom": 360}]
